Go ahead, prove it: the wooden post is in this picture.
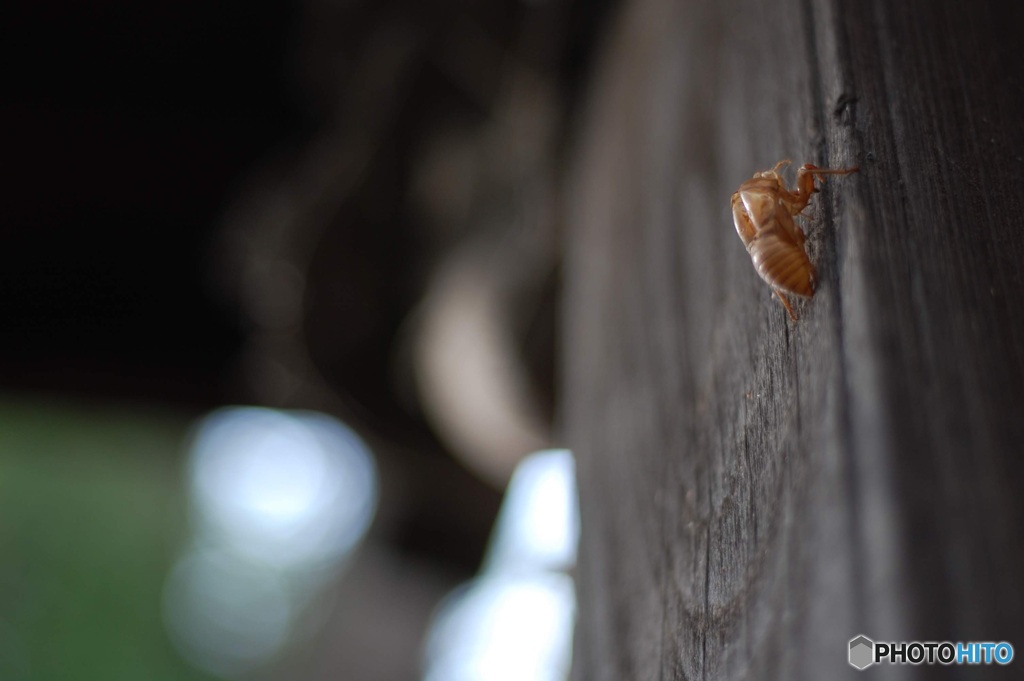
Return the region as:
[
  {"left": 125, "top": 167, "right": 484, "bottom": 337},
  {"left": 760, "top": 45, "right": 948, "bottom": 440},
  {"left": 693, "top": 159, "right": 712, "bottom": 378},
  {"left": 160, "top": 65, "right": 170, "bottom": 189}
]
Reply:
[{"left": 562, "top": 0, "right": 1024, "bottom": 678}]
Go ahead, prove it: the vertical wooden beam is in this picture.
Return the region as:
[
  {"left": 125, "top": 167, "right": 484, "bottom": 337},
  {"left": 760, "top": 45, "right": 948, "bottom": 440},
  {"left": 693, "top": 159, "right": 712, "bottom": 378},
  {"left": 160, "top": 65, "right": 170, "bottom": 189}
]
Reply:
[{"left": 563, "top": 0, "right": 1024, "bottom": 677}]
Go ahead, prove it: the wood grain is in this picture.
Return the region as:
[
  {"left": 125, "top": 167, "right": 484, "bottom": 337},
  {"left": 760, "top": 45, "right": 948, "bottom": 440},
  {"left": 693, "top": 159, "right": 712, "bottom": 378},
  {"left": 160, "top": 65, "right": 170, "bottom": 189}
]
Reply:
[{"left": 562, "top": 0, "right": 1024, "bottom": 678}]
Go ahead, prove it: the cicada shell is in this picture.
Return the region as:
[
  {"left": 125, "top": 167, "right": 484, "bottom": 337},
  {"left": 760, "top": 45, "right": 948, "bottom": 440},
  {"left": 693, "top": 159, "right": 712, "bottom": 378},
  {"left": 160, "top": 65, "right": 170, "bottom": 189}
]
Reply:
[{"left": 731, "top": 160, "right": 857, "bottom": 320}]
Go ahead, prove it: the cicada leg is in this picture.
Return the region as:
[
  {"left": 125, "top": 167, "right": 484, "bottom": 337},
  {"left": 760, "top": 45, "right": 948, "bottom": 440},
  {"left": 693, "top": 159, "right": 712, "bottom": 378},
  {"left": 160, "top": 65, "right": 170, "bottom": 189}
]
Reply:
[
  {"left": 774, "top": 291, "right": 798, "bottom": 321},
  {"left": 785, "top": 164, "right": 859, "bottom": 215}
]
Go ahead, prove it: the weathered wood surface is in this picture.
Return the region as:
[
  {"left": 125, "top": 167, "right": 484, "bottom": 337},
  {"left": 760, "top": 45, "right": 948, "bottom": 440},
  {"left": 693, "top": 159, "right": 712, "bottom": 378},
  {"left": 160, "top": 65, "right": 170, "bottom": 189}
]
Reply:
[{"left": 563, "top": 0, "right": 1024, "bottom": 678}]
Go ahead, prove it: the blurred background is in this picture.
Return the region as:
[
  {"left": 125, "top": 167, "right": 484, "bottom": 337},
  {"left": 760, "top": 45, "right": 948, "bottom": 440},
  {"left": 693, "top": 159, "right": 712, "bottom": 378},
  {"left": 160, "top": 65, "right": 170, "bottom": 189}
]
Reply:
[{"left": 2, "top": 0, "right": 615, "bottom": 678}]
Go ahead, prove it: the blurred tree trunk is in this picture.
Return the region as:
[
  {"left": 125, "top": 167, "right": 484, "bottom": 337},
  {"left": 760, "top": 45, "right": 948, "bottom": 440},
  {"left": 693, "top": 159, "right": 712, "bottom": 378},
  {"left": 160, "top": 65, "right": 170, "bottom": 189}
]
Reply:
[{"left": 562, "top": 0, "right": 1024, "bottom": 678}]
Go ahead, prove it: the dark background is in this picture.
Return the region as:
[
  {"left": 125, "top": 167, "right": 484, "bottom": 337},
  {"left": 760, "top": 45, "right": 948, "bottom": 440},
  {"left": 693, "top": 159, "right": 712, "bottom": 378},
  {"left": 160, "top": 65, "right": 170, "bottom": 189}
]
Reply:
[
  {"left": 5, "top": 1, "right": 294, "bottom": 402},
  {"left": 1, "top": 0, "right": 614, "bottom": 677},
  {"left": 2, "top": 0, "right": 614, "bottom": 406}
]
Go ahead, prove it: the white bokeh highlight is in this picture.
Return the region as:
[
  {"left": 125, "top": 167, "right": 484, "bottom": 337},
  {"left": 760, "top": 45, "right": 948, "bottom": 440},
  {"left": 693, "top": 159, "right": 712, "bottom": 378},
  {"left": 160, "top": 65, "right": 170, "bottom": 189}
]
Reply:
[
  {"left": 423, "top": 573, "right": 575, "bottom": 681},
  {"left": 189, "top": 407, "right": 377, "bottom": 568},
  {"left": 164, "top": 407, "right": 378, "bottom": 677},
  {"left": 423, "top": 448, "right": 580, "bottom": 681},
  {"left": 483, "top": 448, "right": 579, "bottom": 574}
]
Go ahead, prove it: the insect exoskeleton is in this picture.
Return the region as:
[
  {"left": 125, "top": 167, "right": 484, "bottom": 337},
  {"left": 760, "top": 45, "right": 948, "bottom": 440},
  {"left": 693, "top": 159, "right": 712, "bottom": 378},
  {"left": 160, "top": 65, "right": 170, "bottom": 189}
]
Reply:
[{"left": 731, "top": 159, "right": 858, "bottom": 320}]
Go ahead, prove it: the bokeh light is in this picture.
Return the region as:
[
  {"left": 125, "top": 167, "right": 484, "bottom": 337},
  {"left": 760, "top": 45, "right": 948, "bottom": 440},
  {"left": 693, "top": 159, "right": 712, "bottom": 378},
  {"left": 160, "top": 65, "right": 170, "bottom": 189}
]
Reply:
[
  {"left": 188, "top": 407, "right": 377, "bottom": 568},
  {"left": 423, "top": 573, "right": 575, "bottom": 681},
  {"left": 164, "top": 407, "right": 378, "bottom": 677},
  {"left": 163, "top": 548, "right": 293, "bottom": 678},
  {"left": 422, "top": 449, "right": 579, "bottom": 681},
  {"left": 483, "top": 448, "right": 579, "bottom": 574}
]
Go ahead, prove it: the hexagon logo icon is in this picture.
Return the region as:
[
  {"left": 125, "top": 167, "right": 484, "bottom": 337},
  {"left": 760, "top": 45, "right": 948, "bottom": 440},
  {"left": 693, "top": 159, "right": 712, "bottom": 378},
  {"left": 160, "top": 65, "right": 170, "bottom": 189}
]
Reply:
[{"left": 849, "top": 635, "right": 875, "bottom": 670}]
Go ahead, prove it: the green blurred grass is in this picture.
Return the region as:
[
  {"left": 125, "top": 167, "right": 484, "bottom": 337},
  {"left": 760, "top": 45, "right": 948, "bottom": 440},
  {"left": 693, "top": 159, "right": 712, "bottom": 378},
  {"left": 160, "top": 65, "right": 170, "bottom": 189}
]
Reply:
[{"left": 0, "top": 398, "right": 215, "bottom": 681}]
